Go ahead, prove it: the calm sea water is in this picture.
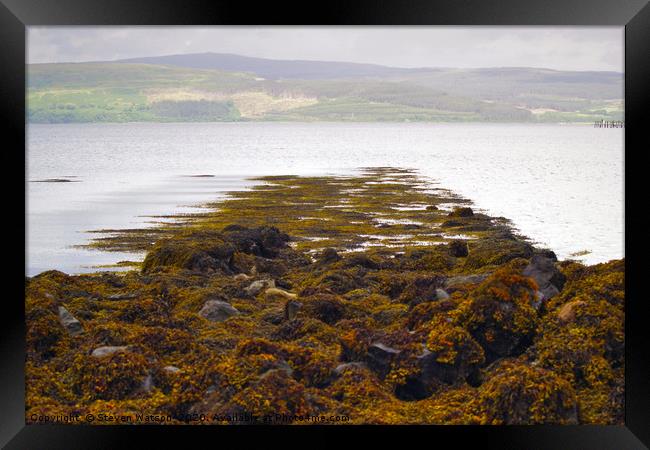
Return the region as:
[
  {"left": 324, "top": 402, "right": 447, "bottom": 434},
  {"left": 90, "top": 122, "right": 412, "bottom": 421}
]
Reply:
[{"left": 27, "top": 122, "right": 624, "bottom": 276}]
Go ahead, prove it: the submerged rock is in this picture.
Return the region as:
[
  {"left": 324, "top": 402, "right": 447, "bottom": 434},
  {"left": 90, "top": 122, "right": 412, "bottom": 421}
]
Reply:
[{"left": 198, "top": 300, "right": 240, "bottom": 322}]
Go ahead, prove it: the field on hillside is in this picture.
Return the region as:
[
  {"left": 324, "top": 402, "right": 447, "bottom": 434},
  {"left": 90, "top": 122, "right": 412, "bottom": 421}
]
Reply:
[{"left": 27, "top": 62, "right": 624, "bottom": 123}]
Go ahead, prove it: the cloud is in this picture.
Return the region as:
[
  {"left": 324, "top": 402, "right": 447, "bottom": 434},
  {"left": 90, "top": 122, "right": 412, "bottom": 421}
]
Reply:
[{"left": 27, "top": 26, "right": 623, "bottom": 72}]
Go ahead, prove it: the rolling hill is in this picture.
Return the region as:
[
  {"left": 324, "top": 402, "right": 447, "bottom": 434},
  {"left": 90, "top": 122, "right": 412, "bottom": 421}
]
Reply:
[{"left": 27, "top": 53, "right": 624, "bottom": 123}]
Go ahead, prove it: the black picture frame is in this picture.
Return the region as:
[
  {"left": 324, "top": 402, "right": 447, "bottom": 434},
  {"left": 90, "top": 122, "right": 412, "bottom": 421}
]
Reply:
[{"left": 2, "top": 0, "right": 648, "bottom": 448}]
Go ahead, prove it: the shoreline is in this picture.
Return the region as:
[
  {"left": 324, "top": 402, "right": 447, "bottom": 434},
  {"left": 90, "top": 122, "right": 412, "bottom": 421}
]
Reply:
[{"left": 26, "top": 168, "right": 624, "bottom": 424}]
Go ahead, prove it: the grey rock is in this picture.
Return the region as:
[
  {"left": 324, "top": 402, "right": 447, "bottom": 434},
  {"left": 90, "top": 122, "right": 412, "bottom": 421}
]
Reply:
[
  {"left": 334, "top": 362, "right": 367, "bottom": 375},
  {"left": 91, "top": 346, "right": 129, "bottom": 358},
  {"left": 198, "top": 300, "right": 240, "bottom": 322},
  {"left": 106, "top": 293, "right": 138, "bottom": 301},
  {"left": 58, "top": 306, "right": 83, "bottom": 335},
  {"left": 245, "top": 279, "right": 275, "bottom": 296},
  {"left": 365, "top": 343, "right": 401, "bottom": 378},
  {"left": 262, "top": 308, "right": 285, "bottom": 325},
  {"left": 163, "top": 365, "right": 181, "bottom": 374},
  {"left": 523, "top": 255, "right": 566, "bottom": 301},
  {"left": 435, "top": 288, "right": 450, "bottom": 300},
  {"left": 141, "top": 374, "right": 154, "bottom": 393},
  {"left": 284, "top": 300, "right": 302, "bottom": 321}
]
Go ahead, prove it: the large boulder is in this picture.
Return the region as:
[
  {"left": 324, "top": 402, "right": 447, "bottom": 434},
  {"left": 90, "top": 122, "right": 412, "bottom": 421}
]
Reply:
[{"left": 198, "top": 300, "right": 240, "bottom": 322}]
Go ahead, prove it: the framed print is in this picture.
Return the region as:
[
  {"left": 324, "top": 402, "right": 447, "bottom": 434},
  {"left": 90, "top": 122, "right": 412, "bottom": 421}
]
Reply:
[{"left": 1, "top": 0, "right": 649, "bottom": 448}]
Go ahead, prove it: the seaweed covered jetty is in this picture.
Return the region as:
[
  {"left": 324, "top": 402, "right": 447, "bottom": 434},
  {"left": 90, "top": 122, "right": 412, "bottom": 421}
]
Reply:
[{"left": 26, "top": 168, "right": 624, "bottom": 424}]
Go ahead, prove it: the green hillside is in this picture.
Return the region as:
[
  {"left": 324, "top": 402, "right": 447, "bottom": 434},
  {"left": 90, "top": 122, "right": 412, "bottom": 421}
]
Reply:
[{"left": 27, "top": 60, "right": 624, "bottom": 123}]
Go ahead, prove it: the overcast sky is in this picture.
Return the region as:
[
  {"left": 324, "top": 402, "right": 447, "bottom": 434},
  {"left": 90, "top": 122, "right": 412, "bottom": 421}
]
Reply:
[{"left": 27, "top": 26, "right": 623, "bottom": 72}]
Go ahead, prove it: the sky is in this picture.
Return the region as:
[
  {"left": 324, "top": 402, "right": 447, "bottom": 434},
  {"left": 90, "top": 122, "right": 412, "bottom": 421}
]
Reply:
[{"left": 27, "top": 26, "right": 623, "bottom": 72}]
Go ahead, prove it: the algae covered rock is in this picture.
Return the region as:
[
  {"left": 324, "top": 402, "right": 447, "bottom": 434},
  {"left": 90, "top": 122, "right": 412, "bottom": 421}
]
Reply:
[
  {"left": 318, "top": 247, "right": 341, "bottom": 265},
  {"left": 142, "top": 235, "right": 235, "bottom": 274},
  {"left": 365, "top": 343, "right": 402, "bottom": 379},
  {"left": 398, "top": 275, "right": 445, "bottom": 307},
  {"left": 24, "top": 170, "right": 625, "bottom": 425},
  {"left": 141, "top": 225, "right": 290, "bottom": 274},
  {"left": 422, "top": 317, "right": 485, "bottom": 384},
  {"left": 222, "top": 224, "right": 290, "bottom": 258},
  {"left": 464, "top": 237, "right": 534, "bottom": 269},
  {"left": 301, "top": 294, "right": 345, "bottom": 325},
  {"left": 479, "top": 361, "right": 578, "bottom": 425},
  {"left": 74, "top": 347, "right": 153, "bottom": 400},
  {"left": 448, "top": 207, "right": 474, "bottom": 217},
  {"left": 448, "top": 240, "right": 469, "bottom": 257},
  {"left": 456, "top": 266, "right": 539, "bottom": 359}
]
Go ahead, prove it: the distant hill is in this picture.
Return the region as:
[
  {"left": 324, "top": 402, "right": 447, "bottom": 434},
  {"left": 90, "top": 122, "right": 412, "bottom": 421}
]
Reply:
[
  {"left": 116, "top": 52, "right": 430, "bottom": 80},
  {"left": 27, "top": 53, "right": 623, "bottom": 124}
]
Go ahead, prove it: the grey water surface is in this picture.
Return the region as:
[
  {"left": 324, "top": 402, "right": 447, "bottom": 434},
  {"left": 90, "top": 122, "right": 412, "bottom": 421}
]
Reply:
[{"left": 27, "top": 122, "right": 624, "bottom": 276}]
